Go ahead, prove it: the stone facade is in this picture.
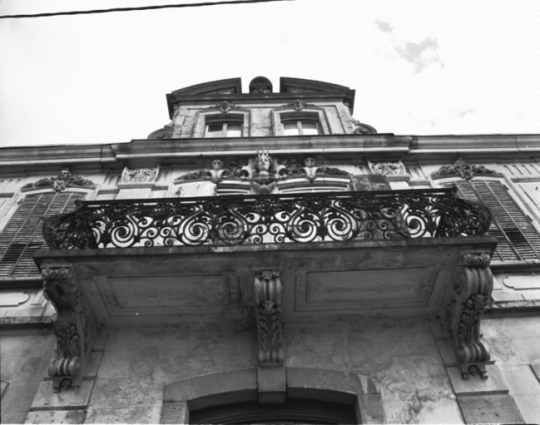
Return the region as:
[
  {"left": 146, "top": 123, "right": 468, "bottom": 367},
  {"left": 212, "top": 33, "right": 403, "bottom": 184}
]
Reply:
[{"left": 1, "top": 77, "right": 540, "bottom": 424}]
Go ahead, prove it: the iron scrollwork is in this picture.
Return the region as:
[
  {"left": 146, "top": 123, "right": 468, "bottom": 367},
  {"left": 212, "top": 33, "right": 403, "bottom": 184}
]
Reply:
[{"left": 43, "top": 188, "right": 491, "bottom": 250}]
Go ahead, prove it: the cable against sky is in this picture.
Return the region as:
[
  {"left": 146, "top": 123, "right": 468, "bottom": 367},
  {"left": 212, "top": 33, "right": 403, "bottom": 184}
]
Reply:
[{"left": 0, "top": 0, "right": 293, "bottom": 19}]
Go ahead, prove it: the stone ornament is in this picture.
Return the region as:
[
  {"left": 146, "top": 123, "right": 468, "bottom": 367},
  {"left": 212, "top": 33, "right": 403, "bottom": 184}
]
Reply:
[
  {"left": 42, "top": 266, "right": 97, "bottom": 392},
  {"left": 22, "top": 168, "right": 95, "bottom": 192},
  {"left": 350, "top": 118, "right": 377, "bottom": 134},
  {"left": 174, "top": 155, "right": 351, "bottom": 192},
  {"left": 121, "top": 166, "right": 159, "bottom": 183},
  {"left": 368, "top": 160, "right": 406, "bottom": 176},
  {"left": 174, "top": 158, "right": 246, "bottom": 185},
  {"left": 254, "top": 270, "right": 284, "bottom": 366},
  {"left": 206, "top": 101, "right": 243, "bottom": 114},
  {"left": 278, "top": 99, "right": 316, "bottom": 111},
  {"left": 443, "top": 252, "right": 493, "bottom": 379},
  {"left": 432, "top": 158, "right": 499, "bottom": 180}
]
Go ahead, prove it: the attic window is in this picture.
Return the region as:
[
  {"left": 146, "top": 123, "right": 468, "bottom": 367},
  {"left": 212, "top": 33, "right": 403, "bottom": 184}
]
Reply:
[
  {"left": 205, "top": 114, "right": 243, "bottom": 138},
  {"left": 281, "top": 112, "right": 320, "bottom": 136}
]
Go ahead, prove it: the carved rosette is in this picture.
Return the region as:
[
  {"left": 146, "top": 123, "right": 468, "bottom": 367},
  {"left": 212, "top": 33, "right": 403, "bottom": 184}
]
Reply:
[
  {"left": 443, "top": 253, "right": 493, "bottom": 379},
  {"left": 42, "top": 266, "right": 97, "bottom": 392},
  {"left": 254, "top": 270, "right": 284, "bottom": 366}
]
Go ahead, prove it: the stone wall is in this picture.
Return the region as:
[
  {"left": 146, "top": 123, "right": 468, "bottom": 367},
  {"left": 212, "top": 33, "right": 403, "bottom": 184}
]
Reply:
[{"left": 0, "top": 329, "right": 55, "bottom": 424}]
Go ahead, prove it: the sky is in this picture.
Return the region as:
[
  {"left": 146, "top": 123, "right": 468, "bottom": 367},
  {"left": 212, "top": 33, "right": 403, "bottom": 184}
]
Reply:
[{"left": 0, "top": 0, "right": 539, "bottom": 148}]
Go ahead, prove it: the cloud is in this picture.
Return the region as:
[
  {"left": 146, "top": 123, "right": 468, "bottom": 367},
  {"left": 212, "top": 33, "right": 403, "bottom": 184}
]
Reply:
[
  {"left": 396, "top": 37, "right": 441, "bottom": 72},
  {"left": 376, "top": 20, "right": 393, "bottom": 33}
]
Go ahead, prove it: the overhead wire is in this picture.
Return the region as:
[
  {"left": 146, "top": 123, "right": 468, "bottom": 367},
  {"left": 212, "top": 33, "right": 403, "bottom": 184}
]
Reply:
[{"left": 0, "top": 0, "right": 293, "bottom": 19}]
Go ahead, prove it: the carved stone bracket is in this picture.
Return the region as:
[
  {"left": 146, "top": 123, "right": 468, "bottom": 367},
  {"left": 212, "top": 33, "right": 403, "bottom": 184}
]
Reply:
[
  {"left": 42, "top": 266, "right": 97, "bottom": 392},
  {"left": 442, "top": 253, "right": 494, "bottom": 379},
  {"left": 254, "top": 270, "right": 284, "bottom": 366}
]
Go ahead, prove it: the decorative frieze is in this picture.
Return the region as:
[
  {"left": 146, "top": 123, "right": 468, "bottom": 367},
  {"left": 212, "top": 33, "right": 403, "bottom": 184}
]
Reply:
[
  {"left": 442, "top": 253, "right": 494, "bottom": 379},
  {"left": 432, "top": 158, "right": 500, "bottom": 180},
  {"left": 42, "top": 266, "right": 97, "bottom": 392},
  {"left": 121, "top": 166, "right": 159, "bottom": 184},
  {"left": 22, "top": 168, "right": 95, "bottom": 192},
  {"left": 254, "top": 270, "right": 284, "bottom": 366}
]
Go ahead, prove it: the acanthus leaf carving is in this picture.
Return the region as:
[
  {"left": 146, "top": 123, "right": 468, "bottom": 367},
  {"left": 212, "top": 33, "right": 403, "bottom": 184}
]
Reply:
[
  {"left": 42, "top": 265, "right": 97, "bottom": 392},
  {"left": 254, "top": 270, "right": 283, "bottom": 366},
  {"left": 442, "top": 252, "right": 493, "bottom": 380},
  {"left": 22, "top": 168, "right": 95, "bottom": 192},
  {"left": 431, "top": 158, "right": 499, "bottom": 180}
]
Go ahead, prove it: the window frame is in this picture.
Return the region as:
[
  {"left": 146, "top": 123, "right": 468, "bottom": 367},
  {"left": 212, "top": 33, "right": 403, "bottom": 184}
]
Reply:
[
  {"left": 0, "top": 187, "right": 96, "bottom": 280},
  {"left": 273, "top": 107, "right": 330, "bottom": 136},
  {"left": 193, "top": 110, "right": 250, "bottom": 138}
]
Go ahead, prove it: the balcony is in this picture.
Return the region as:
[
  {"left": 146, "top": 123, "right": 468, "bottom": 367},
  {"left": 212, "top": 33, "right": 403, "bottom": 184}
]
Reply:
[
  {"left": 36, "top": 189, "right": 497, "bottom": 389},
  {"left": 42, "top": 188, "right": 491, "bottom": 250}
]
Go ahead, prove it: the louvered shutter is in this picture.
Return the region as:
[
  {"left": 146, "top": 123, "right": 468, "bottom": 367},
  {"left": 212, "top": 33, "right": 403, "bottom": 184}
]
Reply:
[
  {"left": 0, "top": 192, "right": 84, "bottom": 278},
  {"left": 449, "top": 180, "right": 540, "bottom": 262}
]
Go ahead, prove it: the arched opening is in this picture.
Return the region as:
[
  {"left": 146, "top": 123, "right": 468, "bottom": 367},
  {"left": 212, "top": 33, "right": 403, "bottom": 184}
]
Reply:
[{"left": 188, "top": 390, "right": 358, "bottom": 424}]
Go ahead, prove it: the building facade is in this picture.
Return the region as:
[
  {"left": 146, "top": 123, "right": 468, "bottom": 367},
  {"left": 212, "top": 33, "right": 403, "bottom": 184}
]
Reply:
[{"left": 1, "top": 76, "right": 540, "bottom": 424}]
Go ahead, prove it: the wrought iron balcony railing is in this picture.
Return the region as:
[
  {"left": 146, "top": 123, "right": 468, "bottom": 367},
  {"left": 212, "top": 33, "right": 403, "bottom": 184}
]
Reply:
[{"left": 43, "top": 188, "right": 491, "bottom": 250}]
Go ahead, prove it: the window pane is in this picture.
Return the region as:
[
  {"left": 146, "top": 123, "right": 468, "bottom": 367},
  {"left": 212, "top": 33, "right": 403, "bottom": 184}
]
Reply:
[
  {"left": 283, "top": 122, "right": 300, "bottom": 135},
  {"left": 206, "top": 124, "right": 223, "bottom": 138},
  {"left": 226, "top": 124, "right": 242, "bottom": 137},
  {"left": 302, "top": 121, "right": 319, "bottom": 135}
]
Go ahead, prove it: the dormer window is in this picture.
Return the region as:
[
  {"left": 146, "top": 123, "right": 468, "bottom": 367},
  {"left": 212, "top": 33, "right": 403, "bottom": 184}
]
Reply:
[
  {"left": 205, "top": 114, "right": 243, "bottom": 138},
  {"left": 281, "top": 112, "right": 320, "bottom": 136}
]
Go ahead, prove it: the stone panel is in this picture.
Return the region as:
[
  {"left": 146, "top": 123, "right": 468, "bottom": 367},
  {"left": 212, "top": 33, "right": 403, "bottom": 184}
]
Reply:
[
  {"left": 446, "top": 364, "right": 508, "bottom": 395},
  {"left": 296, "top": 267, "right": 434, "bottom": 311},
  {"left": 161, "top": 401, "right": 189, "bottom": 424},
  {"left": 457, "top": 394, "right": 525, "bottom": 423},
  {"left": 84, "top": 404, "right": 162, "bottom": 424},
  {"left": 96, "top": 274, "right": 229, "bottom": 316},
  {"left": 25, "top": 409, "right": 86, "bottom": 424},
  {"left": 31, "top": 380, "right": 94, "bottom": 410},
  {"left": 89, "top": 378, "right": 163, "bottom": 409}
]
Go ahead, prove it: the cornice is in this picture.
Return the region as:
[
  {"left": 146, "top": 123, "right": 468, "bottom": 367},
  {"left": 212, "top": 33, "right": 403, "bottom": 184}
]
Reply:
[{"left": 1, "top": 134, "right": 540, "bottom": 173}]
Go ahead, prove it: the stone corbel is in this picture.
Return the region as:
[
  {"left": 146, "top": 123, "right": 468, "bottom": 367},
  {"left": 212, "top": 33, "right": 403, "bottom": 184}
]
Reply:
[
  {"left": 442, "top": 253, "right": 494, "bottom": 379},
  {"left": 254, "top": 270, "right": 284, "bottom": 366},
  {"left": 42, "top": 266, "right": 97, "bottom": 392}
]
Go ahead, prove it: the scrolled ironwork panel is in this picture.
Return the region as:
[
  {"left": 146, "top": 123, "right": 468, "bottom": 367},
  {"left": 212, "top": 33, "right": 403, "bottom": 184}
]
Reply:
[{"left": 42, "top": 189, "right": 492, "bottom": 250}]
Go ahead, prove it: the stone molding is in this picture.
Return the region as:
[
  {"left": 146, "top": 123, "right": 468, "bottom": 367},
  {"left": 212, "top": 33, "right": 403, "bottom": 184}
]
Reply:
[
  {"left": 442, "top": 252, "right": 494, "bottom": 379},
  {"left": 42, "top": 265, "right": 97, "bottom": 392},
  {"left": 368, "top": 160, "right": 406, "bottom": 176}
]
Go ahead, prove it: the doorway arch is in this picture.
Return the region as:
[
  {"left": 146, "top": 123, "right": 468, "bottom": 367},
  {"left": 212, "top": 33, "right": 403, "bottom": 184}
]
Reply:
[{"left": 161, "top": 367, "right": 385, "bottom": 424}]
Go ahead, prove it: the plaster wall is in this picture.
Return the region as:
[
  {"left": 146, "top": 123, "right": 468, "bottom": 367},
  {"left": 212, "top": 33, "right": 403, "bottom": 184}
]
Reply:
[{"left": 78, "top": 317, "right": 465, "bottom": 424}]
